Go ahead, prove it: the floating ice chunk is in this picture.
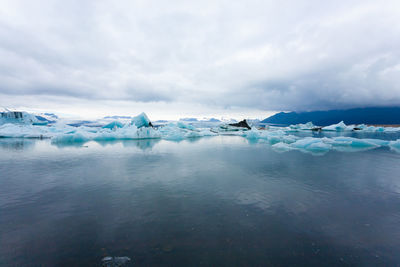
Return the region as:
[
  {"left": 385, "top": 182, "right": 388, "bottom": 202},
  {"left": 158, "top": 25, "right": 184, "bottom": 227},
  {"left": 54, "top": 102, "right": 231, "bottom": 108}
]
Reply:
[
  {"left": 243, "top": 130, "right": 261, "bottom": 139},
  {"left": 51, "top": 130, "right": 92, "bottom": 144},
  {"left": 282, "top": 135, "right": 299, "bottom": 144},
  {"left": 131, "top": 112, "right": 152, "bottom": 128},
  {"left": 243, "top": 129, "right": 296, "bottom": 145},
  {"left": 0, "top": 111, "right": 40, "bottom": 125},
  {"left": 289, "top": 122, "right": 315, "bottom": 130},
  {"left": 322, "top": 121, "right": 348, "bottom": 131},
  {"left": 102, "top": 256, "right": 131, "bottom": 267},
  {"left": 389, "top": 139, "right": 400, "bottom": 151},
  {"left": 102, "top": 121, "right": 124, "bottom": 130},
  {"left": 272, "top": 142, "right": 294, "bottom": 152},
  {"left": 329, "top": 137, "right": 382, "bottom": 148},
  {"left": 291, "top": 137, "right": 332, "bottom": 152},
  {"left": 158, "top": 122, "right": 215, "bottom": 141},
  {"left": 0, "top": 123, "right": 53, "bottom": 138},
  {"left": 176, "top": 121, "right": 196, "bottom": 130}
]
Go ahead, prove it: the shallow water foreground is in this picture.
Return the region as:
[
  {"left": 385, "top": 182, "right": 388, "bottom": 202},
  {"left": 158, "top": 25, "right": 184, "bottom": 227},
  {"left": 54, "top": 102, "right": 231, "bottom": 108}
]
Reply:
[{"left": 1, "top": 136, "right": 400, "bottom": 266}]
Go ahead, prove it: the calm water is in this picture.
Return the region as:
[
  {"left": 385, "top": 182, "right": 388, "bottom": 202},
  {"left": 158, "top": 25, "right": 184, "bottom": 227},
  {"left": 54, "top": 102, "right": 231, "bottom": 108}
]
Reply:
[{"left": 1, "top": 135, "right": 400, "bottom": 266}]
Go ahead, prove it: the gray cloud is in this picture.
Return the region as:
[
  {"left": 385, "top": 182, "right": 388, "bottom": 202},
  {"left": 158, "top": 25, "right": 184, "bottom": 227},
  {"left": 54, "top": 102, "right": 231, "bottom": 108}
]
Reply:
[{"left": 0, "top": 0, "right": 400, "bottom": 117}]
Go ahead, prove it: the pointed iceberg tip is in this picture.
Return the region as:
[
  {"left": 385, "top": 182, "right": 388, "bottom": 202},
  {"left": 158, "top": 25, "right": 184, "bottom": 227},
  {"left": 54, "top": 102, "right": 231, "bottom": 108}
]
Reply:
[{"left": 131, "top": 112, "right": 153, "bottom": 128}]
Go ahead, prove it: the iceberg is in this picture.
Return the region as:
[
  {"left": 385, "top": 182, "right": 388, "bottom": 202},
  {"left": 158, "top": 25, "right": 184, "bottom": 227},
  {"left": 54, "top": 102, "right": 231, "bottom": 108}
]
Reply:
[
  {"left": 211, "top": 119, "right": 252, "bottom": 133},
  {"left": 322, "top": 121, "right": 349, "bottom": 131},
  {"left": 328, "top": 137, "right": 382, "bottom": 148},
  {"left": 131, "top": 112, "right": 153, "bottom": 128},
  {"left": 0, "top": 123, "right": 53, "bottom": 138},
  {"left": 102, "top": 121, "right": 124, "bottom": 130},
  {"left": 272, "top": 142, "right": 294, "bottom": 152},
  {"left": 2, "top": 109, "right": 400, "bottom": 155},
  {"left": 159, "top": 122, "right": 216, "bottom": 141},
  {"left": 291, "top": 137, "right": 332, "bottom": 152},
  {"left": 288, "top": 122, "right": 315, "bottom": 131},
  {"left": 0, "top": 110, "right": 40, "bottom": 125}
]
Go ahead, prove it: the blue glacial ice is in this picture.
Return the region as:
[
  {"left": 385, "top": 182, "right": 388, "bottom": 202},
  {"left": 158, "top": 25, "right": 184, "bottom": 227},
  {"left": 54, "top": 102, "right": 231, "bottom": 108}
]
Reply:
[
  {"left": 102, "top": 121, "right": 124, "bottom": 130},
  {"left": 1, "top": 111, "right": 400, "bottom": 154},
  {"left": 1, "top": 110, "right": 42, "bottom": 126},
  {"left": 131, "top": 112, "right": 152, "bottom": 128}
]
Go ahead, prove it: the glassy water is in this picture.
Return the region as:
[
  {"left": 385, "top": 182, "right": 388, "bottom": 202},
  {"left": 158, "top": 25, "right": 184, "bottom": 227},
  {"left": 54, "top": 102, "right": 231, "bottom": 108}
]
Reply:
[{"left": 1, "top": 135, "right": 400, "bottom": 266}]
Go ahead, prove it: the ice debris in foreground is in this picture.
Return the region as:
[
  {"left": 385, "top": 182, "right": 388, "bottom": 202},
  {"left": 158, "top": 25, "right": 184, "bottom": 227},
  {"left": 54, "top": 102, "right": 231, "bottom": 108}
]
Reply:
[
  {"left": 102, "top": 256, "right": 131, "bottom": 267},
  {"left": 286, "top": 121, "right": 400, "bottom": 132}
]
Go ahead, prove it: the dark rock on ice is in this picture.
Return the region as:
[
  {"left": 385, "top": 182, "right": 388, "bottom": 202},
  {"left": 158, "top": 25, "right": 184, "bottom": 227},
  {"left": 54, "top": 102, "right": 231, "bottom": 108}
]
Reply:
[{"left": 229, "top": 119, "right": 251, "bottom": 130}]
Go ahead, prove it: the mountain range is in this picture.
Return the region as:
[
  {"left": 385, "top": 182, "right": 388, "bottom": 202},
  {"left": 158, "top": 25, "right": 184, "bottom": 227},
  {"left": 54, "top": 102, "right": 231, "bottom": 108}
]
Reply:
[{"left": 261, "top": 107, "right": 400, "bottom": 126}]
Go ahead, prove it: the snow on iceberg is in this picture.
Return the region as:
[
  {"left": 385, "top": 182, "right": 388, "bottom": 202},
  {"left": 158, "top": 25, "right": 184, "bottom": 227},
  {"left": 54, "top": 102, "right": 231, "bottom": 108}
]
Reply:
[{"left": 322, "top": 121, "right": 350, "bottom": 131}]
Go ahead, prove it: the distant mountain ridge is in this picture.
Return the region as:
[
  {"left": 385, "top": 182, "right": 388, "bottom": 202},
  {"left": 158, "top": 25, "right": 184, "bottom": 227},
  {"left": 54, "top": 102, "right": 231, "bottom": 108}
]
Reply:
[{"left": 261, "top": 107, "right": 400, "bottom": 126}]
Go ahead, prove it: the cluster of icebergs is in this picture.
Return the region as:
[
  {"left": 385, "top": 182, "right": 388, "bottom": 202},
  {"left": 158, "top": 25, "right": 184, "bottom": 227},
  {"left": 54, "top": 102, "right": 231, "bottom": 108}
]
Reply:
[
  {"left": 1, "top": 111, "right": 400, "bottom": 154},
  {"left": 285, "top": 121, "right": 400, "bottom": 132},
  {"left": 0, "top": 112, "right": 217, "bottom": 143},
  {"left": 242, "top": 129, "right": 400, "bottom": 154}
]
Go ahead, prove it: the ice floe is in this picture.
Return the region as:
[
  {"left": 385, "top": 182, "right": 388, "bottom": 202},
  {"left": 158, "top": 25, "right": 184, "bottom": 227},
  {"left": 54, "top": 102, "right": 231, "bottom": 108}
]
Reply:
[{"left": 1, "top": 111, "right": 400, "bottom": 154}]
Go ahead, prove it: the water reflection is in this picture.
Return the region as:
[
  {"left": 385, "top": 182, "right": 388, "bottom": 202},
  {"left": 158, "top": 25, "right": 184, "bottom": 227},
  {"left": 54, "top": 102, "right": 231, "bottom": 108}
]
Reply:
[
  {"left": 0, "top": 138, "right": 34, "bottom": 151},
  {"left": 1, "top": 136, "right": 400, "bottom": 265},
  {"left": 121, "top": 139, "right": 160, "bottom": 150}
]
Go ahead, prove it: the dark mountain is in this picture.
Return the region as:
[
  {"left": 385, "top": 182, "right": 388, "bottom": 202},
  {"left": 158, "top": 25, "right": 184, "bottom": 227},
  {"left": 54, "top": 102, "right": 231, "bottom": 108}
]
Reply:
[{"left": 261, "top": 107, "right": 400, "bottom": 126}]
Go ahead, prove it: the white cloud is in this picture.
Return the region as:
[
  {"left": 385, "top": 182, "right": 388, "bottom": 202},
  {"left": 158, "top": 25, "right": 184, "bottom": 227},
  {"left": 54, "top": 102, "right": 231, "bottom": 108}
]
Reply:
[{"left": 0, "top": 0, "right": 399, "bottom": 119}]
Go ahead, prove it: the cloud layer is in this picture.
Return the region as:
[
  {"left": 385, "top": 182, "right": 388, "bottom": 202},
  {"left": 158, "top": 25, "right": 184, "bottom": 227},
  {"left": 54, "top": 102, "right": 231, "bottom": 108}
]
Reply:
[{"left": 0, "top": 0, "right": 400, "bottom": 118}]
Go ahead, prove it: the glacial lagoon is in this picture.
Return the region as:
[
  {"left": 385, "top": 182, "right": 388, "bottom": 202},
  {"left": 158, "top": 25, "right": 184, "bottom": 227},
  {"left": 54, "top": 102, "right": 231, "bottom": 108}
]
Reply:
[{"left": 1, "top": 132, "right": 400, "bottom": 266}]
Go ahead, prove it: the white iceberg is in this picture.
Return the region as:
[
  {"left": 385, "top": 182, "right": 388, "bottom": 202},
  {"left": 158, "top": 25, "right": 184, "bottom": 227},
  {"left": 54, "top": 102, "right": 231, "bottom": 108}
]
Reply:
[{"left": 322, "top": 121, "right": 349, "bottom": 131}]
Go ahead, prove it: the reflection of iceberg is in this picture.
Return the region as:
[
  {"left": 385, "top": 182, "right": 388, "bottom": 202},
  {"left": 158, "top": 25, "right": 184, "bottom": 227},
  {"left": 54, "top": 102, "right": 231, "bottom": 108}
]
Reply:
[
  {"left": 0, "top": 138, "right": 34, "bottom": 151},
  {"left": 122, "top": 138, "right": 160, "bottom": 150}
]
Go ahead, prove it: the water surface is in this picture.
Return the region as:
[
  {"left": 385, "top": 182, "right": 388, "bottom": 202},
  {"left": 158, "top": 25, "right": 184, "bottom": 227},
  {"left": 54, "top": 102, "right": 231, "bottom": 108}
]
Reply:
[{"left": 1, "top": 136, "right": 400, "bottom": 266}]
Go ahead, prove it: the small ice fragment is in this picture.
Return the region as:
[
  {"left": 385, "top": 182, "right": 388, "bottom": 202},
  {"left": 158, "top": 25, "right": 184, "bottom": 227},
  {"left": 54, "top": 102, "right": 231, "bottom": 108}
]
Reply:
[
  {"left": 389, "top": 139, "right": 400, "bottom": 151},
  {"left": 102, "top": 256, "right": 131, "bottom": 267},
  {"left": 272, "top": 142, "right": 294, "bottom": 152}
]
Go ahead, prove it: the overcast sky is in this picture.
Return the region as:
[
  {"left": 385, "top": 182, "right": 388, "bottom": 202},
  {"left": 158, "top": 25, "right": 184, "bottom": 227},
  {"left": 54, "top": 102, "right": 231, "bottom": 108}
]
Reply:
[{"left": 0, "top": 0, "right": 400, "bottom": 119}]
